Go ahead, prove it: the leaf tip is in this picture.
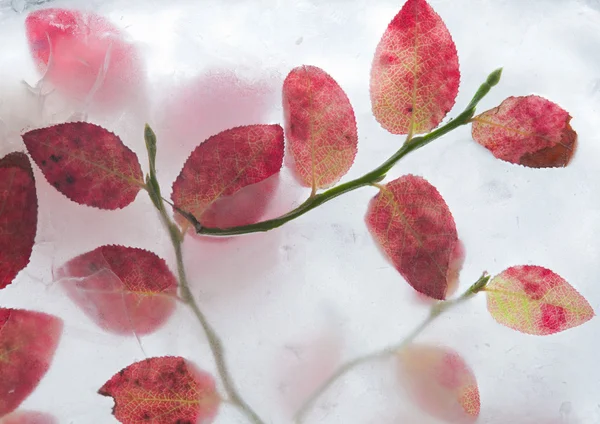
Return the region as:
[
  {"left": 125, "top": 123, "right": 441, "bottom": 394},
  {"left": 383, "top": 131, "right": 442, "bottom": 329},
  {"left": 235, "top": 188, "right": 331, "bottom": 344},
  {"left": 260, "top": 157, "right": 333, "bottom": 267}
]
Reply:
[
  {"left": 144, "top": 123, "right": 156, "bottom": 143},
  {"left": 487, "top": 68, "right": 503, "bottom": 87}
]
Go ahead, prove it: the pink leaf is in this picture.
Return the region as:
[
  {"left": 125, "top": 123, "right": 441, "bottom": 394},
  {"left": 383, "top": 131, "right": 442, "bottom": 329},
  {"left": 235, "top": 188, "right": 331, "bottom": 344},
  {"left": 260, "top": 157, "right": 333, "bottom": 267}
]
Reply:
[
  {"left": 25, "top": 8, "right": 144, "bottom": 109},
  {"left": 486, "top": 265, "right": 594, "bottom": 335},
  {"left": 370, "top": 0, "right": 460, "bottom": 135},
  {"left": 56, "top": 245, "right": 178, "bottom": 336},
  {"left": 365, "top": 175, "right": 459, "bottom": 300},
  {"left": 0, "top": 309, "right": 63, "bottom": 417},
  {"left": 0, "top": 411, "right": 57, "bottom": 424},
  {"left": 172, "top": 124, "right": 284, "bottom": 231},
  {"left": 283, "top": 65, "right": 358, "bottom": 190},
  {"left": 0, "top": 153, "right": 37, "bottom": 289},
  {"left": 471, "top": 95, "right": 577, "bottom": 167},
  {"left": 398, "top": 344, "right": 480, "bottom": 423},
  {"left": 22, "top": 122, "right": 143, "bottom": 210},
  {"left": 99, "top": 357, "right": 220, "bottom": 424}
]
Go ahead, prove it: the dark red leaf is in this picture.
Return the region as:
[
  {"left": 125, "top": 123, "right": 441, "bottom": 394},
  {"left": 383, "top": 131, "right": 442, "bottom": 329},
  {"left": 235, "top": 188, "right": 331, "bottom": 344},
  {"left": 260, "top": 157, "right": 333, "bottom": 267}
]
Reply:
[
  {"left": 398, "top": 344, "right": 480, "bottom": 423},
  {"left": 471, "top": 96, "right": 577, "bottom": 168},
  {"left": 99, "top": 356, "right": 220, "bottom": 424},
  {"left": 0, "top": 309, "right": 63, "bottom": 417},
  {"left": 25, "top": 8, "right": 144, "bottom": 109},
  {"left": 56, "top": 245, "right": 178, "bottom": 336},
  {"left": 0, "top": 153, "right": 37, "bottom": 289},
  {"left": 283, "top": 65, "right": 358, "bottom": 191},
  {"left": 365, "top": 175, "right": 459, "bottom": 300},
  {"left": 22, "top": 123, "right": 143, "bottom": 209},
  {"left": 172, "top": 124, "right": 284, "bottom": 230},
  {"left": 0, "top": 411, "right": 57, "bottom": 424},
  {"left": 370, "top": 0, "right": 460, "bottom": 135}
]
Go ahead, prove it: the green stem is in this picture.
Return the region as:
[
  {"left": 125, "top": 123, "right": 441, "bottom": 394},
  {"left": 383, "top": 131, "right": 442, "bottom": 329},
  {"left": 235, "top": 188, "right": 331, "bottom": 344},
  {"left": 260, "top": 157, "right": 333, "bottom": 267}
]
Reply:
[
  {"left": 294, "top": 272, "right": 490, "bottom": 424},
  {"left": 183, "top": 68, "right": 502, "bottom": 237}
]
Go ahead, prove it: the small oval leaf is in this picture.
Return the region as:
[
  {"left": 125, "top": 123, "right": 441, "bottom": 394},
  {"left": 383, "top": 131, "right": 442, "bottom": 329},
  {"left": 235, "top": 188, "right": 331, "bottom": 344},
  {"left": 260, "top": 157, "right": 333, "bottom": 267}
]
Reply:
[
  {"left": 22, "top": 122, "right": 143, "bottom": 210},
  {"left": 370, "top": 0, "right": 460, "bottom": 135},
  {"left": 98, "top": 356, "right": 221, "bottom": 424},
  {"left": 283, "top": 65, "right": 358, "bottom": 190},
  {"left": 56, "top": 245, "right": 178, "bottom": 336},
  {"left": 486, "top": 265, "right": 594, "bottom": 335},
  {"left": 471, "top": 95, "right": 577, "bottom": 167},
  {"left": 172, "top": 124, "right": 284, "bottom": 229},
  {"left": 365, "top": 175, "right": 459, "bottom": 300},
  {"left": 398, "top": 344, "right": 480, "bottom": 423},
  {"left": 0, "top": 153, "right": 37, "bottom": 290},
  {"left": 0, "top": 309, "right": 63, "bottom": 417}
]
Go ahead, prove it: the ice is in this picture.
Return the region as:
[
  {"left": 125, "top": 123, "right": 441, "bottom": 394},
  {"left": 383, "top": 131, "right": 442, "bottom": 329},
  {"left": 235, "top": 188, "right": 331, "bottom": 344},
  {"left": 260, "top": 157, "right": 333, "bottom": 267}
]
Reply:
[{"left": 1, "top": 0, "right": 599, "bottom": 423}]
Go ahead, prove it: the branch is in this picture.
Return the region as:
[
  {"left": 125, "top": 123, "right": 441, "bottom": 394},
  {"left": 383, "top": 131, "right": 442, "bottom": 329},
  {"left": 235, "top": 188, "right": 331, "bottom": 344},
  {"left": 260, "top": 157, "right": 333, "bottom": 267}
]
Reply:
[
  {"left": 180, "top": 68, "right": 502, "bottom": 237},
  {"left": 294, "top": 272, "right": 491, "bottom": 423}
]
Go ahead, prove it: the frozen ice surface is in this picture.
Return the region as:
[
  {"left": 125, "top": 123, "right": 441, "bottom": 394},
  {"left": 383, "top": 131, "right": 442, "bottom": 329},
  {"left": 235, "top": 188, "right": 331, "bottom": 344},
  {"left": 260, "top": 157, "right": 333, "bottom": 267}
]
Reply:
[{"left": 1, "top": 0, "right": 599, "bottom": 423}]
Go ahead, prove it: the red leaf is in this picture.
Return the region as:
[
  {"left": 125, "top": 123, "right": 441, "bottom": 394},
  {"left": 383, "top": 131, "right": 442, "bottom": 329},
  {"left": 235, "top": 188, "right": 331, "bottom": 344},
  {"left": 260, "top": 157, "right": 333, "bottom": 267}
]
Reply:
[
  {"left": 0, "top": 153, "right": 37, "bottom": 289},
  {"left": 56, "top": 245, "right": 178, "bottom": 336},
  {"left": 471, "top": 96, "right": 577, "bottom": 168},
  {"left": 365, "top": 175, "right": 459, "bottom": 300},
  {"left": 398, "top": 344, "right": 480, "bottom": 423},
  {"left": 25, "top": 8, "right": 144, "bottom": 109},
  {"left": 172, "top": 124, "right": 284, "bottom": 230},
  {"left": 370, "top": 0, "right": 460, "bottom": 135},
  {"left": 0, "top": 411, "right": 57, "bottom": 424},
  {"left": 98, "top": 356, "right": 220, "bottom": 424},
  {"left": 486, "top": 266, "right": 594, "bottom": 335},
  {"left": 0, "top": 309, "right": 63, "bottom": 417},
  {"left": 22, "top": 123, "right": 143, "bottom": 210},
  {"left": 282, "top": 65, "right": 358, "bottom": 191}
]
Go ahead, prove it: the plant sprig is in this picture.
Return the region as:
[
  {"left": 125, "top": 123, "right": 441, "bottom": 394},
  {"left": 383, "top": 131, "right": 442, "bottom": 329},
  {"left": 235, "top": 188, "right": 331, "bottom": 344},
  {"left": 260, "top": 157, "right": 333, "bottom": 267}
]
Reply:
[{"left": 181, "top": 68, "right": 503, "bottom": 237}]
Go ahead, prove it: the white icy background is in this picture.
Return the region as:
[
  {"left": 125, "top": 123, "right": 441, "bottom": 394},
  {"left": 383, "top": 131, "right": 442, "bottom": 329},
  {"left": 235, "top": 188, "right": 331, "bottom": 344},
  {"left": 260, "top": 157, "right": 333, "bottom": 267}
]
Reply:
[{"left": 0, "top": 0, "right": 599, "bottom": 423}]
